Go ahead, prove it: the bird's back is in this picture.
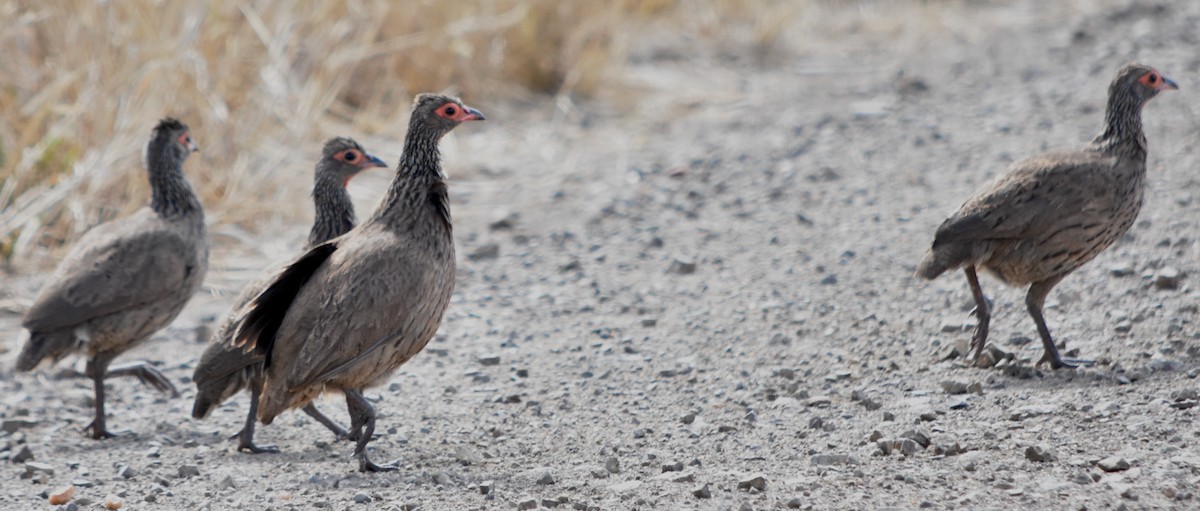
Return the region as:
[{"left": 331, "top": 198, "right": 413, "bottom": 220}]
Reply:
[
  {"left": 257, "top": 221, "right": 455, "bottom": 420},
  {"left": 917, "top": 148, "right": 1142, "bottom": 284}
]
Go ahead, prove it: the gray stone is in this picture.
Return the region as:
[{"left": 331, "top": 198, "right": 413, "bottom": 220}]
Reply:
[
  {"left": 518, "top": 497, "right": 538, "bottom": 510},
  {"left": 432, "top": 471, "right": 451, "bottom": 486},
  {"left": 941, "top": 381, "right": 969, "bottom": 395},
  {"left": 669, "top": 259, "right": 697, "bottom": 275},
  {"left": 787, "top": 497, "right": 804, "bottom": 508},
  {"left": 737, "top": 474, "right": 767, "bottom": 491},
  {"left": 1097, "top": 456, "right": 1130, "bottom": 472},
  {"left": 605, "top": 456, "right": 620, "bottom": 474},
  {"left": 117, "top": 464, "right": 136, "bottom": 479},
  {"left": 693, "top": 483, "right": 712, "bottom": 499},
  {"left": 536, "top": 469, "right": 556, "bottom": 485},
  {"left": 0, "top": 419, "right": 38, "bottom": 433},
  {"left": 454, "top": 445, "right": 483, "bottom": 465},
  {"left": 353, "top": 492, "right": 370, "bottom": 504},
  {"left": 467, "top": 243, "right": 500, "bottom": 261},
  {"left": 23, "top": 461, "right": 54, "bottom": 477},
  {"left": 898, "top": 438, "right": 922, "bottom": 457},
  {"left": 11, "top": 445, "right": 33, "bottom": 463},
  {"left": 1025, "top": 445, "right": 1057, "bottom": 463},
  {"left": 478, "top": 480, "right": 494, "bottom": 494},
  {"left": 476, "top": 354, "right": 501, "bottom": 366},
  {"left": 1155, "top": 267, "right": 1184, "bottom": 289},
  {"left": 900, "top": 429, "right": 931, "bottom": 448},
  {"left": 811, "top": 453, "right": 858, "bottom": 466},
  {"left": 177, "top": 464, "right": 200, "bottom": 478}
]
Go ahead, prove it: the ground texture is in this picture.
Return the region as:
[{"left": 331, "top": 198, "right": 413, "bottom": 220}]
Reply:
[{"left": 4, "top": 1, "right": 1200, "bottom": 509}]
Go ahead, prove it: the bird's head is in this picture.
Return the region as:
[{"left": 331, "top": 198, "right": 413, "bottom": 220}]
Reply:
[
  {"left": 145, "top": 117, "right": 198, "bottom": 169},
  {"left": 411, "top": 93, "right": 485, "bottom": 139},
  {"left": 320, "top": 137, "right": 388, "bottom": 187},
  {"left": 1112, "top": 63, "right": 1178, "bottom": 104}
]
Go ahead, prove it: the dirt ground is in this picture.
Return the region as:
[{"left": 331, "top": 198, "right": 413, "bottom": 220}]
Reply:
[{"left": 4, "top": 1, "right": 1200, "bottom": 509}]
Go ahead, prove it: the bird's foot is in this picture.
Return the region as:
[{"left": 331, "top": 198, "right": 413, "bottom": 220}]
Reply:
[
  {"left": 108, "top": 362, "right": 179, "bottom": 397},
  {"left": 84, "top": 420, "right": 127, "bottom": 440},
  {"left": 237, "top": 441, "right": 280, "bottom": 454},
  {"left": 1036, "top": 351, "right": 1094, "bottom": 370},
  {"left": 230, "top": 428, "right": 279, "bottom": 454},
  {"left": 357, "top": 452, "right": 398, "bottom": 473}
]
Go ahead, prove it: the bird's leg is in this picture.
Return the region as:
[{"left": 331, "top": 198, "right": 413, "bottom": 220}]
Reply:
[
  {"left": 1026, "top": 277, "right": 1092, "bottom": 370},
  {"left": 106, "top": 361, "right": 179, "bottom": 397},
  {"left": 302, "top": 403, "right": 349, "bottom": 440},
  {"left": 232, "top": 375, "right": 278, "bottom": 454},
  {"left": 83, "top": 354, "right": 118, "bottom": 439},
  {"left": 345, "top": 389, "right": 396, "bottom": 472},
  {"left": 964, "top": 267, "right": 991, "bottom": 362}
]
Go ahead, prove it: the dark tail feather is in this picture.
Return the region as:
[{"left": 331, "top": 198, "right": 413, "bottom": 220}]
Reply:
[
  {"left": 233, "top": 242, "right": 338, "bottom": 368},
  {"left": 17, "top": 330, "right": 76, "bottom": 372}
]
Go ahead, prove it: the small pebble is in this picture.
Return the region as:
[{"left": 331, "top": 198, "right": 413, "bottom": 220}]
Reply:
[
  {"left": 103, "top": 494, "right": 124, "bottom": 510},
  {"left": 353, "top": 492, "right": 370, "bottom": 504},
  {"left": 737, "top": 474, "right": 767, "bottom": 491},
  {"left": 605, "top": 456, "right": 620, "bottom": 474},
  {"left": 48, "top": 485, "right": 75, "bottom": 505},
  {"left": 1097, "top": 456, "right": 1131, "bottom": 472},
  {"left": 1154, "top": 267, "right": 1184, "bottom": 289},
  {"left": 1025, "top": 445, "right": 1057, "bottom": 463}
]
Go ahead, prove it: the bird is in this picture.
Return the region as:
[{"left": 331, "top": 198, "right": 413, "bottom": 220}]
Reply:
[
  {"left": 18, "top": 118, "right": 207, "bottom": 438},
  {"left": 191, "top": 137, "right": 387, "bottom": 453},
  {"left": 232, "top": 94, "right": 484, "bottom": 471},
  {"left": 916, "top": 63, "right": 1177, "bottom": 369}
]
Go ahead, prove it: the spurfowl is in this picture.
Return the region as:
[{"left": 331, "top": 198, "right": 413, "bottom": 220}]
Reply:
[
  {"left": 19, "top": 118, "right": 207, "bottom": 438},
  {"left": 916, "top": 63, "right": 1177, "bottom": 369},
  {"left": 233, "top": 94, "right": 483, "bottom": 471},
  {"left": 191, "top": 138, "right": 386, "bottom": 453}
]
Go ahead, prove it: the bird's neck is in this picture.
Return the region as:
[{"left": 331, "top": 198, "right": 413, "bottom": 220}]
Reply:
[
  {"left": 309, "top": 174, "right": 356, "bottom": 247},
  {"left": 1092, "top": 92, "right": 1147, "bottom": 158},
  {"left": 370, "top": 129, "right": 451, "bottom": 230},
  {"left": 147, "top": 152, "right": 203, "bottom": 218}
]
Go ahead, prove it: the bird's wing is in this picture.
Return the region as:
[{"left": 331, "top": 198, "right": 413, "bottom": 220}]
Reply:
[
  {"left": 22, "top": 217, "right": 196, "bottom": 332},
  {"left": 231, "top": 242, "right": 339, "bottom": 369},
  {"left": 932, "top": 152, "right": 1119, "bottom": 245},
  {"left": 272, "top": 237, "right": 439, "bottom": 391}
]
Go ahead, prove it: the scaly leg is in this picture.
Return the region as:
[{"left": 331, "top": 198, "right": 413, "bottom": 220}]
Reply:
[
  {"left": 964, "top": 266, "right": 991, "bottom": 362},
  {"left": 107, "top": 361, "right": 179, "bottom": 396},
  {"left": 302, "top": 403, "right": 349, "bottom": 439},
  {"left": 83, "top": 355, "right": 118, "bottom": 439},
  {"left": 232, "top": 376, "right": 279, "bottom": 454},
  {"left": 1026, "top": 276, "right": 1092, "bottom": 369},
  {"left": 344, "top": 389, "right": 396, "bottom": 472}
]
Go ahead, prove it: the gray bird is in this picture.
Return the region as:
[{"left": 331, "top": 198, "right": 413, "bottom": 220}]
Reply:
[
  {"left": 191, "top": 138, "right": 387, "bottom": 453},
  {"left": 18, "top": 118, "right": 207, "bottom": 438},
  {"left": 233, "top": 94, "right": 483, "bottom": 471},
  {"left": 916, "top": 64, "right": 1178, "bottom": 369}
]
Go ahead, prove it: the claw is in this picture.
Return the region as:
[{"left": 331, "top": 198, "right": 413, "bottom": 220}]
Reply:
[{"left": 358, "top": 453, "right": 398, "bottom": 472}]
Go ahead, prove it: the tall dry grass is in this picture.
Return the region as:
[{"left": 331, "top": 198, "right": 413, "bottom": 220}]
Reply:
[
  {"left": 0, "top": 0, "right": 813, "bottom": 270},
  {"left": 0, "top": 0, "right": 995, "bottom": 271}
]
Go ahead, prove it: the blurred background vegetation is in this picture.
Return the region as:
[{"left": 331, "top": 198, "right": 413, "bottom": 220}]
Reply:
[{"left": 0, "top": 0, "right": 959, "bottom": 269}]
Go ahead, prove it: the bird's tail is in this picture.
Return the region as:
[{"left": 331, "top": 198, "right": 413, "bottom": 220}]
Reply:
[{"left": 16, "top": 330, "right": 76, "bottom": 372}]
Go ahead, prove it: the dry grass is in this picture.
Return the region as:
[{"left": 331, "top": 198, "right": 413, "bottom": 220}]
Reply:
[{"left": 0, "top": 0, "right": 986, "bottom": 270}]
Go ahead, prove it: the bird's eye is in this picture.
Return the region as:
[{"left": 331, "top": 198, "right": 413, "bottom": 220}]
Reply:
[
  {"left": 445, "top": 106, "right": 457, "bottom": 116},
  {"left": 345, "top": 151, "right": 357, "bottom": 161}
]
